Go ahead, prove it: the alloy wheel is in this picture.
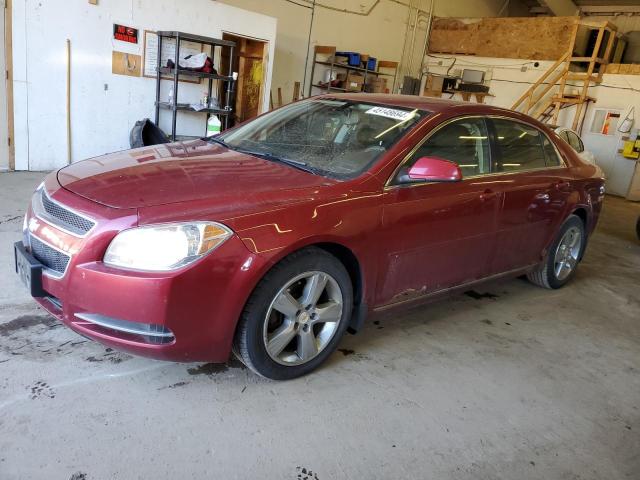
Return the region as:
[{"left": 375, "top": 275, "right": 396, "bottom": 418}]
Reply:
[
  {"left": 553, "top": 226, "right": 582, "bottom": 281},
  {"left": 263, "top": 271, "right": 343, "bottom": 366}
]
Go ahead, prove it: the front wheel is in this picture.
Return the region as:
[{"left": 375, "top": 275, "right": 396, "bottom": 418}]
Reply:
[
  {"left": 233, "top": 247, "right": 353, "bottom": 380},
  {"left": 527, "top": 214, "right": 585, "bottom": 289}
]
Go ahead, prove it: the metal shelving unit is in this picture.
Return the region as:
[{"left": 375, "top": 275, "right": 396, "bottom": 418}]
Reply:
[
  {"left": 153, "top": 31, "right": 236, "bottom": 141},
  {"left": 308, "top": 45, "right": 399, "bottom": 96}
]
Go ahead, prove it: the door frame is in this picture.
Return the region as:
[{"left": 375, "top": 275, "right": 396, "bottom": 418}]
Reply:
[
  {"left": 2, "top": 0, "right": 14, "bottom": 170},
  {"left": 221, "top": 31, "right": 269, "bottom": 121}
]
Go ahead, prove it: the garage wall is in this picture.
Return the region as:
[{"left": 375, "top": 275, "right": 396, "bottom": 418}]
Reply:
[
  {"left": 11, "top": 0, "right": 277, "bottom": 171},
  {"left": 217, "top": 0, "right": 510, "bottom": 102}
]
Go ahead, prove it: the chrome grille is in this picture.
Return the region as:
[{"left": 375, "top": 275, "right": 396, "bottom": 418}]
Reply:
[
  {"left": 40, "top": 190, "right": 95, "bottom": 235},
  {"left": 29, "top": 235, "right": 70, "bottom": 275}
]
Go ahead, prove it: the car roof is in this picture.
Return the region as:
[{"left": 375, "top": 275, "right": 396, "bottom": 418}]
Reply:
[{"left": 316, "top": 92, "right": 512, "bottom": 115}]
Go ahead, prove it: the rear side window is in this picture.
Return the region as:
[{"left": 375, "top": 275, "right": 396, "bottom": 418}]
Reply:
[
  {"left": 492, "top": 119, "right": 553, "bottom": 172},
  {"left": 542, "top": 135, "right": 562, "bottom": 167},
  {"left": 566, "top": 131, "right": 584, "bottom": 153}
]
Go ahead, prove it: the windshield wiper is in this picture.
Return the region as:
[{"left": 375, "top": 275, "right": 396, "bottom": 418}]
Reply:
[
  {"left": 208, "top": 136, "right": 230, "bottom": 148},
  {"left": 236, "top": 149, "right": 318, "bottom": 175}
]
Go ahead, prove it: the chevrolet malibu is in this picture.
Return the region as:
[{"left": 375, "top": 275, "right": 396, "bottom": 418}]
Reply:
[{"left": 14, "top": 94, "right": 605, "bottom": 379}]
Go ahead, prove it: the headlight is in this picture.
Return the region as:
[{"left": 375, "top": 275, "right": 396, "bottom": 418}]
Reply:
[{"left": 104, "top": 222, "right": 232, "bottom": 271}]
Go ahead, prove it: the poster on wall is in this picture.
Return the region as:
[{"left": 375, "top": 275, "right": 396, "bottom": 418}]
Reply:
[
  {"left": 113, "top": 24, "right": 139, "bottom": 44},
  {"left": 142, "top": 30, "right": 203, "bottom": 84}
]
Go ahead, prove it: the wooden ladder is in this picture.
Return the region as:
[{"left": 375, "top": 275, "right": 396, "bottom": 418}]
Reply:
[{"left": 511, "top": 19, "right": 617, "bottom": 130}]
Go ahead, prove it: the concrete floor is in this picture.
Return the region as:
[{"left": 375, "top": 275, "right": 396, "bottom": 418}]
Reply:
[{"left": 0, "top": 172, "right": 639, "bottom": 480}]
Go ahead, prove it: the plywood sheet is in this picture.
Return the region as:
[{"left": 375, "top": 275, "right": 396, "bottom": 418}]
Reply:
[
  {"left": 429, "top": 16, "right": 578, "bottom": 60},
  {"left": 112, "top": 51, "right": 141, "bottom": 77}
]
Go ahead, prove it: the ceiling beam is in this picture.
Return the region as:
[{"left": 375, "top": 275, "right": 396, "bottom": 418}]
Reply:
[
  {"left": 579, "top": 5, "right": 640, "bottom": 15},
  {"left": 539, "top": 0, "right": 579, "bottom": 16}
]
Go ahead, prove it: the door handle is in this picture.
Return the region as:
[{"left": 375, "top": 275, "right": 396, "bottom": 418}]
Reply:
[
  {"left": 535, "top": 193, "right": 551, "bottom": 201},
  {"left": 479, "top": 189, "right": 497, "bottom": 202},
  {"left": 554, "top": 180, "right": 571, "bottom": 192}
]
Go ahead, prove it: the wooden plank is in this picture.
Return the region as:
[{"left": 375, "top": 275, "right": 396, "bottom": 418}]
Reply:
[
  {"left": 315, "top": 45, "right": 336, "bottom": 55},
  {"left": 378, "top": 60, "right": 399, "bottom": 69},
  {"left": 606, "top": 63, "right": 620, "bottom": 74},
  {"left": 531, "top": 98, "right": 554, "bottom": 120},
  {"left": 277, "top": 87, "right": 283, "bottom": 107},
  {"left": 511, "top": 51, "right": 569, "bottom": 111},
  {"left": 292, "top": 81, "right": 300, "bottom": 102},
  {"left": 619, "top": 64, "right": 632, "bottom": 74},
  {"left": 571, "top": 57, "right": 606, "bottom": 63}
]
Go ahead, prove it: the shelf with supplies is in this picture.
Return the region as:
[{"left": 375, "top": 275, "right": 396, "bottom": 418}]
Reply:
[
  {"left": 157, "top": 67, "right": 234, "bottom": 82},
  {"left": 156, "top": 101, "right": 231, "bottom": 116},
  {"left": 153, "top": 31, "right": 237, "bottom": 141},
  {"left": 308, "top": 45, "right": 398, "bottom": 96}
]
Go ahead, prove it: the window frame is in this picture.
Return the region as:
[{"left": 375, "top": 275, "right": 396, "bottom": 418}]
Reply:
[
  {"left": 566, "top": 130, "right": 585, "bottom": 153},
  {"left": 386, "top": 114, "right": 567, "bottom": 189}
]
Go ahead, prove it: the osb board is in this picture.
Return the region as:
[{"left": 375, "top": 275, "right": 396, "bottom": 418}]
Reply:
[
  {"left": 429, "top": 16, "right": 578, "bottom": 60},
  {"left": 606, "top": 63, "right": 640, "bottom": 75}
]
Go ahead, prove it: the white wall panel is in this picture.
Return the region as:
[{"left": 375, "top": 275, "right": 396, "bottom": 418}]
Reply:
[{"left": 12, "top": 0, "right": 276, "bottom": 171}]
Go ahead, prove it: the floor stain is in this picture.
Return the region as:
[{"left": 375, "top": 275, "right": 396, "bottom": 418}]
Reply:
[
  {"left": 157, "top": 381, "right": 190, "bottom": 391},
  {"left": 296, "top": 466, "right": 319, "bottom": 480},
  {"left": 338, "top": 348, "right": 355, "bottom": 356},
  {"left": 187, "top": 358, "right": 246, "bottom": 375},
  {"left": 28, "top": 380, "right": 55, "bottom": 400},
  {"left": 481, "top": 319, "right": 493, "bottom": 325},
  {"left": 85, "top": 351, "right": 132, "bottom": 364},
  {"left": 465, "top": 290, "right": 499, "bottom": 300},
  {"left": 69, "top": 472, "right": 87, "bottom": 480},
  {"left": 0, "top": 215, "right": 21, "bottom": 225},
  {"left": 0, "top": 315, "right": 58, "bottom": 337}
]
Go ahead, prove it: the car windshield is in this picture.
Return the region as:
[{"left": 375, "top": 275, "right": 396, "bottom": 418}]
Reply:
[{"left": 216, "top": 99, "right": 425, "bottom": 179}]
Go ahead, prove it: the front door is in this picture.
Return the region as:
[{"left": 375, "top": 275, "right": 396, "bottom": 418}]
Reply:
[{"left": 376, "top": 117, "right": 500, "bottom": 306}]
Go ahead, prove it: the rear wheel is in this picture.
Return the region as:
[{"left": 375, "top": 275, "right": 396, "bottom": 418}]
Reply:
[
  {"left": 234, "top": 247, "right": 353, "bottom": 380},
  {"left": 527, "top": 214, "right": 585, "bottom": 289}
]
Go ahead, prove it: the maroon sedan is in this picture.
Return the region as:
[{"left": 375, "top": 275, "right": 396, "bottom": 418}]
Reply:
[{"left": 14, "top": 94, "right": 605, "bottom": 379}]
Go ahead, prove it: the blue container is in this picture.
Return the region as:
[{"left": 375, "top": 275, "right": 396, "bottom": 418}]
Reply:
[
  {"left": 367, "top": 57, "right": 377, "bottom": 71},
  {"left": 336, "top": 51, "right": 360, "bottom": 67}
]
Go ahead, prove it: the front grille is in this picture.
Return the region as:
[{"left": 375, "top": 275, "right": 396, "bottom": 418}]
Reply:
[
  {"left": 29, "top": 235, "right": 71, "bottom": 275},
  {"left": 40, "top": 190, "right": 95, "bottom": 235}
]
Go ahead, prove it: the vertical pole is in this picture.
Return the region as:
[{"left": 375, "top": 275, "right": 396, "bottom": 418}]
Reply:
[
  {"left": 154, "top": 32, "right": 162, "bottom": 125},
  {"left": 225, "top": 44, "right": 235, "bottom": 130},
  {"left": 66, "top": 39, "right": 72, "bottom": 164},
  {"left": 307, "top": 48, "right": 316, "bottom": 97},
  {"left": 206, "top": 42, "right": 215, "bottom": 135},
  {"left": 172, "top": 34, "right": 181, "bottom": 141},
  {"left": 302, "top": 0, "right": 315, "bottom": 96}
]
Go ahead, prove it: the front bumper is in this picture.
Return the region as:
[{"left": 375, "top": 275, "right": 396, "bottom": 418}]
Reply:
[{"left": 20, "top": 178, "right": 269, "bottom": 362}]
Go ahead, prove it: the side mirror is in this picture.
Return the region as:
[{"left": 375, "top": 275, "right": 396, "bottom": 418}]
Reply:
[{"left": 407, "top": 156, "right": 462, "bottom": 182}]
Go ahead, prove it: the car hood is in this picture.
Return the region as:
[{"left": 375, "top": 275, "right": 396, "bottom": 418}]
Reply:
[{"left": 57, "top": 140, "right": 336, "bottom": 210}]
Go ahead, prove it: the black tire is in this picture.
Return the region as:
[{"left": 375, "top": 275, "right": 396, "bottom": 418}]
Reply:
[
  {"left": 527, "top": 214, "right": 586, "bottom": 289},
  {"left": 233, "top": 247, "right": 353, "bottom": 380},
  {"left": 636, "top": 216, "right": 640, "bottom": 240}
]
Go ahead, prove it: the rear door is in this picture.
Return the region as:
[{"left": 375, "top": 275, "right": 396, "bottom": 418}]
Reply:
[
  {"left": 377, "top": 116, "right": 500, "bottom": 306},
  {"left": 487, "top": 118, "right": 570, "bottom": 274}
]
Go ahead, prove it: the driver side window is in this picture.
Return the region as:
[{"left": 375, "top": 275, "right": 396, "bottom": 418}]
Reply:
[{"left": 399, "top": 118, "right": 491, "bottom": 182}]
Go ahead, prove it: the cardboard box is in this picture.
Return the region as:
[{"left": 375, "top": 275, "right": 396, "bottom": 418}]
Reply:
[
  {"left": 346, "top": 73, "right": 365, "bottom": 91},
  {"left": 423, "top": 74, "right": 444, "bottom": 96},
  {"left": 365, "top": 77, "right": 387, "bottom": 93}
]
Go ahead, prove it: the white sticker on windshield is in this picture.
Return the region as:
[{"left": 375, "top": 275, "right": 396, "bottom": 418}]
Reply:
[{"left": 365, "top": 106, "right": 413, "bottom": 121}]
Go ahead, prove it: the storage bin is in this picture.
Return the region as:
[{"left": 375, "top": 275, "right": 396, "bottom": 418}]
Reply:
[
  {"left": 367, "top": 57, "right": 377, "bottom": 71},
  {"left": 336, "top": 51, "right": 361, "bottom": 66}
]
